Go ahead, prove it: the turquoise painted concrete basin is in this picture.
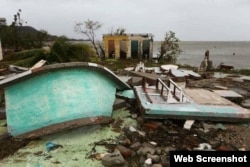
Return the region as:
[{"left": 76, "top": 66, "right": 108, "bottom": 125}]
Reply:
[{"left": 0, "top": 62, "right": 130, "bottom": 138}]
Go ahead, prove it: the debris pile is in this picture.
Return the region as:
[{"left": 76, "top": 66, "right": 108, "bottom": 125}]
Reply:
[{"left": 89, "top": 118, "right": 249, "bottom": 167}]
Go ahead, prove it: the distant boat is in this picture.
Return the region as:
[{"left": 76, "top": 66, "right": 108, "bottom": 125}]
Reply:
[{"left": 0, "top": 62, "right": 131, "bottom": 138}]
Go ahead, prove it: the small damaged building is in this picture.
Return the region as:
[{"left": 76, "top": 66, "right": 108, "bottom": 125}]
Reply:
[{"left": 103, "top": 33, "right": 153, "bottom": 59}]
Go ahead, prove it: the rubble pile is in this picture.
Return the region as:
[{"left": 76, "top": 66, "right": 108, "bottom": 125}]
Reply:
[{"left": 89, "top": 117, "right": 249, "bottom": 167}]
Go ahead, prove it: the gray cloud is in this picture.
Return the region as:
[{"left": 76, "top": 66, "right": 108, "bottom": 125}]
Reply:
[{"left": 1, "top": 0, "right": 250, "bottom": 41}]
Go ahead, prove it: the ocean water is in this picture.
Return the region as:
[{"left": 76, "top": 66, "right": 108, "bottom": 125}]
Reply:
[{"left": 153, "top": 41, "right": 250, "bottom": 69}]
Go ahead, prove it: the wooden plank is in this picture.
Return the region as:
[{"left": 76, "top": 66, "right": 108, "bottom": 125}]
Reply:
[{"left": 184, "top": 88, "right": 236, "bottom": 106}]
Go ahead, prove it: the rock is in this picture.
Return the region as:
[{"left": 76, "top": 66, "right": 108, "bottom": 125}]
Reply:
[
  {"left": 183, "top": 120, "right": 195, "bottom": 130},
  {"left": 209, "top": 141, "right": 221, "bottom": 148},
  {"left": 160, "top": 155, "right": 169, "bottom": 166},
  {"left": 128, "top": 126, "right": 146, "bottom": 137},
  {"left": 241, "top": 98, "right": 250, "bottom": 108},
  {"left": 130, "top": 142, "right": 141, "bottom": 150},
  {"left": 119, "top": 138, "right": 131, "bottom": 147},
  {"left": 137, "top": 146, "right": 156, "bottom": 155},
  {"left": 116, "top": 145, "right": 133, "bottom": 158},
  {"left": 238, "top": 148, "right": 246, "bottom": 151},
  {"left": 139, "top": 155, "right": 146, "bottom": 164},
  {"left": 215, "top": 123, "right": 227, "bottom": 131},
  {"left": 144, "top": 158, "right": 152, "bottom": 165},
  {"left": 202, "top": 122, "right": 214, "bottom": 133},
  {"left": 152, "top": 164, "right": 163, "bottom": 167},
  {"left": 94, "top": 153, "right": 107, "bottom": 160},
  {"left": 163, "top": 147, "right": 176, "bottom": 155},
  {"left": 129, "top": 126, "right": 137, "bottom": 132},
  {"left": 147, "top": 154, "right": 160, "bottom": 163},
  {"left": 155, "top": 147, "right": 162, "bottom": 155},
  {"left": 163, "top": 120, "right": 173, "bottom": 126},
  {"left": 149, "top": 141, "right": 157, "bottom": 146},
  {"left": 168, "top": 130, "right": 178, "bottom": 135},
  {"left": 131, "top": 113, "right": 138, "bottom": 119},
  {"left": 102, "top": 150, "right": 126, "bottom": 167},
  {"left": 143, "top": 121, "right": 162, "bottom": 131},
  {"left": 216, "top": 143, "right": 235, "bottom": 151},
  {"left": 113, "top": 98, "right": 127, "bottom": 110},
  {"left": 193, "top": 143, "right": 215, "bottom": 151}
]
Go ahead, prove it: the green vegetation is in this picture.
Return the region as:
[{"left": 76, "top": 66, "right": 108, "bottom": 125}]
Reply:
[
  {"left": 0, "top": 9, "right": 50, "bottom": 51},
  {"left": 157, "top": 31, "right": 182, "bottom": 64},
  {"left": 48, "top": 38, "right": 94, "bottom": 64},
  {"left": 0, "top": 38, "right": 94, "bottom": 68}
]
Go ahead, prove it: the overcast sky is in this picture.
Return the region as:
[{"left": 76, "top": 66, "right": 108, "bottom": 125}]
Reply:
[{"left": 1, "top": 0, "right": 250, "bottom": 41}]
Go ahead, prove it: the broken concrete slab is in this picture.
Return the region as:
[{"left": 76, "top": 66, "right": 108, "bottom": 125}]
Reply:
[
  {"left": 180, "top": 69, "right": 201, "bottom": 78},
  {"left": 169, "top": 68, "right": 188, "bottom": 78},
  {"left": 213, "top": 89, "right": 244, "bottom": 104},
  {"left": 213, "top": 90, "right": 243, "bottom": 99},
  {"left": 242, "top": 99, "right": 250, "bottom": 108},
  {"left": 113, "top": 98, "right": 127, "bottom": 110},
  {"left": 102, "top": 150, "right": 126, "bottom": 167},
  {"left": 134, "top": 77, "right": 250, "bottom": 122}
]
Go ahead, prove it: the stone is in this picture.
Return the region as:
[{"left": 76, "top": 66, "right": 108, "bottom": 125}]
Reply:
[
  {"left": 147, "top": 154, "right": 160, "bottom": 163},
  {"left": 130, "top": 142, "right": 141, "bottom": 150},
  {"left": 116, "top": 145, "right": 133, "bottom": 158},
  {"left": 149, "top": 141, "right": 157, "bottom": 146},
  {"left": 131, "top": 113, "right": 138, "bottom": 119},
  {"left": 160, "top": 155, "right": 169, "bottom": 166},
  {"left": 155, "top": 147, "right": 162, "bottom": 155},
  {"left": 216, "top": 144, "right": 235, "bottom": 151},
  {"left": 168, "top": 130, "right": 178, "bottom": 135},
  {"left": 128, "top": 126, "right": 146, "bottom": 137},
  {"left": 145, "top": 158, "right": 152, "bottom": 165},
  {"left": 102, "top": 150, "right": 126, "bottom": 167},
  {"left": 113, "top": 98, "right": 127, "bottom": 110},
  {"left": 119, "top": 138, "right": 131, "bottom": 147},
  {"left": 238, "top": 148, "right": 246, "bottom": 151},
  {"left": 193, "top": 143, "right": 215, "bottom": 151},
  {"left": 137, "top": 146, "right": 156, "bottom": 155},
  {"left": 202, "top": 122, "right": 215, "bottom": 133},
  {"left": 129, "top": 126, "right": 137, "bottom": 132},
  {"left": 152, "top": 164, "right": 163, "bottom": 167},
  {"left": 183, "top": 120, "right": 195, "bottom": 130},
  {"left": 143, "top": 121, "right": 162, "bottom": 131},
  {"left": 164, "top": 147, "right": 176, "bottom": 155},
  {"left": 139, "top": 155, "right": 146, "bottom": 164},
  {"left": 215, "top": 123, "right": 227, "bottom": 131}
]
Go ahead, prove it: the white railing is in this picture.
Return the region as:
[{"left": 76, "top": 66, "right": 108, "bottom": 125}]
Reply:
[{"left": 156, "top": 78, "right": 188, "bottom": 103}]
